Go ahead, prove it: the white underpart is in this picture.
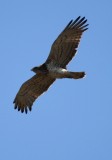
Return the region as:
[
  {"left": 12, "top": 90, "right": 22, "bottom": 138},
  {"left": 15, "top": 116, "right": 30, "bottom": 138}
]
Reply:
[{"left": 47, "top": 63, "right": 68, "bottom": 78}]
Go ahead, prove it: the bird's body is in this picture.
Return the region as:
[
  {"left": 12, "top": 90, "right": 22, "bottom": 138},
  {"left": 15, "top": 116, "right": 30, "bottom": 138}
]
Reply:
[
  {"left": 47, "top": 63, "right": 68, "bottom": 78},
  {"left": 13, "top": 16, "right": 89, "bottom": 113}
]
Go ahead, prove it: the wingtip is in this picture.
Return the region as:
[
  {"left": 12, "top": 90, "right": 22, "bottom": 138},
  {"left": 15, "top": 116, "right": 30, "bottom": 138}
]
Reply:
[
  {"left": 13, "top": 99, "right": 15, "bottom": 103},
  {"left": 29, "top": 106, "right": 32, "bottom": 111},
  {"left": 13, "top": 101, "right": 33, "bottom": 114},
  {"left": 77, "top": 16, "right": 81, "bottom": 20}
]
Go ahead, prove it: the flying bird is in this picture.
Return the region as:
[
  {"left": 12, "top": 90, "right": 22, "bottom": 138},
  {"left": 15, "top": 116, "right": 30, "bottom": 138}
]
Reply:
[{"left": 13, "top": 16, "right": 89, "bottom": 113}]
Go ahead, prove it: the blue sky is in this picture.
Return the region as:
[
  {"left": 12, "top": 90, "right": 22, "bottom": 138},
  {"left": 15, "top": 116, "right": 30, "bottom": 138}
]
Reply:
[{"left": 0, "top": 0, "right": 112, "bottom": 160}]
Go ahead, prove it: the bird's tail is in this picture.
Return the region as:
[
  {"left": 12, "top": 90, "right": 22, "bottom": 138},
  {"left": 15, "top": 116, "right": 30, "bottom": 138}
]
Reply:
[{"left": 68, "top": 71, "right": 86, "bottom": 79}]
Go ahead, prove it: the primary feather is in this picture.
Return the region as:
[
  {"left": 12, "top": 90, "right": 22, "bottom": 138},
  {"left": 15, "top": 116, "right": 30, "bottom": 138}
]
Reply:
[{"left": 13, "top": 16, "right": 89, "bottom": 113}]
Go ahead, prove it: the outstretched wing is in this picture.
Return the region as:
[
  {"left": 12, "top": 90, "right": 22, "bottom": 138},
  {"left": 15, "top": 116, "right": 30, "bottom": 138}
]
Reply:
[
  {"left": 46, "top": 16, "right": 88, "bottom": 68},
  {"left": 13, "top": 74, "right": 55, "bottom": 113}
]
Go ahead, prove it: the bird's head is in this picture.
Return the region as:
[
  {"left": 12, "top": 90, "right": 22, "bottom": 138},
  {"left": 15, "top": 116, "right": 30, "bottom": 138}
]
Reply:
[
  {"left": 31, "top": 63, "right": 48, "bottom": 74},
  {"left": 31, "top": 66, "right": 40, "bottom": 73}
]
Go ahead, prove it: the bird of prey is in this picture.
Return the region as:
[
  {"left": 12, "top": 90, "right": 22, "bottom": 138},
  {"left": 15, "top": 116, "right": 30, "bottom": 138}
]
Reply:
[{"left": 13, "top": 16, "right": 89, "bottom": 113}]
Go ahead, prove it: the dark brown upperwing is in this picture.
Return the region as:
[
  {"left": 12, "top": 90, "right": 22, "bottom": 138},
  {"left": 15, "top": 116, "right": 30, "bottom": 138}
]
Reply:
[
  {"left": 13, "top": 74, "right": 55, "bottom": 113},
  {"left": 46, "top": 16, "right": 88, "bottom": 68}
]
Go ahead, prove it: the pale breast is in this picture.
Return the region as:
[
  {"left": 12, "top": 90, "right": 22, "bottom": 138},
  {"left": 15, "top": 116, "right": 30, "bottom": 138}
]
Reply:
[{"left": 47, "top": 62, "right": 67, "bottom": 78}]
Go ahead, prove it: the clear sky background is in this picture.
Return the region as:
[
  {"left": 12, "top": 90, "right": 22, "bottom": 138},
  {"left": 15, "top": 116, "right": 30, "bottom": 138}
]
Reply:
[{"left": 0, "top": 0, "right": 112, "bottom": 160}]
